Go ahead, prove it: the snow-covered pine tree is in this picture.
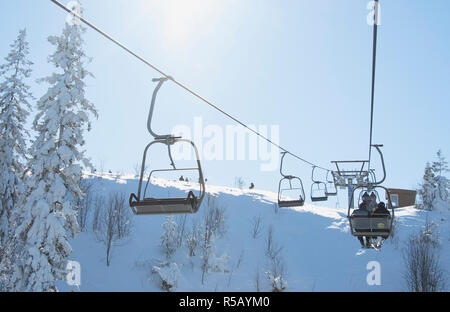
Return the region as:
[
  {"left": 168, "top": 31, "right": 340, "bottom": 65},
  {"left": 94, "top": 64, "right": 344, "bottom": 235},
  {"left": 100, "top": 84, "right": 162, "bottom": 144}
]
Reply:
[
  {"left": 418, "top": 163, "right": 436, "bottom": 211},
  {"left": 431, "top": 150, "right": 449, "bottom": 203},
  {"left": 8, "top": 18, "right": 97, "bottom": 291},
  {"left": 161, "top": 216, "right": 179, "bottom": 259},
  {"left": 0, "top": 29, "right": 33, "bottom": 248}
]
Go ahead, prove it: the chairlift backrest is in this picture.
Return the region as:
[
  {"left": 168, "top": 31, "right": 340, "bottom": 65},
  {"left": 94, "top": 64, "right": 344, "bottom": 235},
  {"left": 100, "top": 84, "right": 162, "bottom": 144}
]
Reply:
[
  {"left": 310, "top": 166, "right": 328, "bottom": 202},
  {"left": 325, "top": 171, "right": 338, "bottom": 196}
]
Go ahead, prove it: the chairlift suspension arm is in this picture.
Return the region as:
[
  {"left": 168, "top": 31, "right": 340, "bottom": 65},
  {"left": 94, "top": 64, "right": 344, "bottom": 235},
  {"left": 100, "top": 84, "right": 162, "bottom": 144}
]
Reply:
[{"left": 148, "top": 78, "right": 172, "bottom": 140}]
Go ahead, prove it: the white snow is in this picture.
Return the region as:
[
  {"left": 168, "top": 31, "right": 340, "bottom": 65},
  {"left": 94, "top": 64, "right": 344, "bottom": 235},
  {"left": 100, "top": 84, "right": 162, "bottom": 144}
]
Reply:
[{"left": 54, "top": 172, "right": 449, "bottom": 292}]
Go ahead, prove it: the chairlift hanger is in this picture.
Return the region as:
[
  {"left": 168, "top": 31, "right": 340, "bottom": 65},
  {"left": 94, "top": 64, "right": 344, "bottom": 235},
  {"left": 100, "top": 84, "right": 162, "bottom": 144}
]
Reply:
[
  {"left": 331, "top": 144, "right": 386, "bottom": 188},
  {"left": 129, "top": 78, "right": 205, "bottom": 215},
  {"left": 277, "top": 152, "right": 306, "bottom": 208}
]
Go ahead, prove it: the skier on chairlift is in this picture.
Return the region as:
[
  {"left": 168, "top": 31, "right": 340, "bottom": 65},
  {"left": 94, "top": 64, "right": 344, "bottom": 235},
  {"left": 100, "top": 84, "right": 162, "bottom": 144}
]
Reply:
[
  {"left": 356, "top": 192, "right": 390, "bottom": 248},
  {"left": 355, "top": 192, "right": 371, "bottom": 247}
]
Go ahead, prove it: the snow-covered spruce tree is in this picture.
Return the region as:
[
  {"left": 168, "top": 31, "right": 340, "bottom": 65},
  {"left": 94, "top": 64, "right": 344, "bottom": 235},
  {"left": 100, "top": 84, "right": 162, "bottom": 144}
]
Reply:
[
  {"left": 160, "top": 216, "right": 179, "bottom": 260},
  {"left": 418, "top": 163, "right": 436, "bottom": 211},
  {"left": 8, "top": 20, "right": 97, "bottom": 291},
  {"left": 431, "top": 150, "right": 449, "bottom": 205},
  {"left": 418, "top": 151, "right": 450, "bottom": 211},
  {"left": 0, "top": 29, "right": 33, "bottom": 249}
]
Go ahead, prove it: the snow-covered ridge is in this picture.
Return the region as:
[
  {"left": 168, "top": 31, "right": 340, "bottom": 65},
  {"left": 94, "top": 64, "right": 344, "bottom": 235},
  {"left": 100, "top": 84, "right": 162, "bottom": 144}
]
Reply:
[
  {"left": 65, "top": 172, "right": 448, "bottom": 292},
  {"left": 83, "top": 171, "right": 349, "bottom": 221}
]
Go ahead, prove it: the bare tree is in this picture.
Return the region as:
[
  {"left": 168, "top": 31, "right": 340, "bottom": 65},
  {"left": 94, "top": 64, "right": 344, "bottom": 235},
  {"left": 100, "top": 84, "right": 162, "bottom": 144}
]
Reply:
[
  {"left": 200, "top": 231, "right": 214, "bottom": 285},
  {"left": 176, "top": 215, "right": 188, "bottom": 247},
  {"left": 236, "top": 250, "right": 245, "bottom": 269},
  {"left": 199, "top": 195, "right": 228, "bottom": 284},
  {"left": 97, "top": 195, "right": 116, "bottom": 266},
  {"left": 204, "top": 195, "right": 227, "bottom": 239},
  {"left": 254, "top": 265, "right": 261, "bottom": 292},
  {"left": 115, "top": 193, "right": 132, "bottom": 239},
  {"left": 251, "top": 214, "right": 263, "bottom": 239},
  {"left": 133, "top": 162, "right": 148, "bottom": 178},
  {"left": 76, "top": 179, "right": 94, "bottom": 232},
  {"left": 265, "top": 225, "right": 282, "bottom": 259},
  {"left": 186, "top": 220, "right": 199, "bottom": 257},
  {"left": 403, "top": 221, "right": 446, "bottom": 292},
  {"left": 265, "top": 226, "right": 287, "bottom": 292},
  {"left": 91, "top": 195, "right": 102, "bottom": 233},
  {"left": 234, "top": 177, "right": 245, "bottom": 190},
  {"left": 95, "top": 192, "right": 131, "bottom": 266}
]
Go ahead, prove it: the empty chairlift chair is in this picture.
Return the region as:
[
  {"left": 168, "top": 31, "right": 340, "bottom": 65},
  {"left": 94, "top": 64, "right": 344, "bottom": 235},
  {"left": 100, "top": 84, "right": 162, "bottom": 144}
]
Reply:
[
  {"left": 129, "top": 77, "right": 205, "bottom": 215},
  {"left": 310, "top": 166, "right": 328, "bottom": 202},
  {"left": 325, "top": 171, "right": 338, "bottom": 197},
  {"left": 278, "top": 152, "right": 306, "bottom": 208}
]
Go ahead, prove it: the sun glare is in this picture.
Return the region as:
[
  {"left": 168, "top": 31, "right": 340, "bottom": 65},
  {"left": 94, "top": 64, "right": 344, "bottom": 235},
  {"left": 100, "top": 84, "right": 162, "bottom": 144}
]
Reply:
[{"left": 144, "top": 0, "right": 229, "bottom": 47}]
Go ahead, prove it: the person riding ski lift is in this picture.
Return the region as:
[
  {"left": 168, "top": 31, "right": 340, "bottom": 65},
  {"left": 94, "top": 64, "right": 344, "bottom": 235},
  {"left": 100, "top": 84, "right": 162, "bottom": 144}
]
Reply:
[
  {"left": 374, "top": 201, "right": 390, "bottom": 241},
  {"left": 355, "top": 192, "right": 380, "bottom": 248},
  {"left": 375, "top": 201, "right": 389, "bottom": 215}
]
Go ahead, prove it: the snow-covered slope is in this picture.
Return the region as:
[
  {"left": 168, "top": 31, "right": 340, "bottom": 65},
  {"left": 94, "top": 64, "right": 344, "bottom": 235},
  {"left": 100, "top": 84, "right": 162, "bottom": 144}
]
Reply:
[{"left": 57, "top": 173, "right": 449, "bottom": 292}]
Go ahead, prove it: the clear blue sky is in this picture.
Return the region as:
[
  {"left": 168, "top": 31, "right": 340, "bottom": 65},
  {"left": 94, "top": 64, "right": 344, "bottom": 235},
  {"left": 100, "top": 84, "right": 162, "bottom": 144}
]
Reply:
[{"left": 1, "top": 0, "right": 449, "bottom": 206}]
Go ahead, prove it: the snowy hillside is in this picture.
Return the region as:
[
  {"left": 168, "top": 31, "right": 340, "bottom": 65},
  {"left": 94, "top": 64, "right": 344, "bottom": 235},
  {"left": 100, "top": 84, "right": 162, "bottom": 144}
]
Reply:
[{"left": 57, "top": 172, "right": 450, "bottom": 292}]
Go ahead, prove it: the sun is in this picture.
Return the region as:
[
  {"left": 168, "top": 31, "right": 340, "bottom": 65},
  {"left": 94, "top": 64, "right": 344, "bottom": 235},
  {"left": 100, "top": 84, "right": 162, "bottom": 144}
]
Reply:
[{"left": 144, "top": 0, "right": 229, "bottom": 48}]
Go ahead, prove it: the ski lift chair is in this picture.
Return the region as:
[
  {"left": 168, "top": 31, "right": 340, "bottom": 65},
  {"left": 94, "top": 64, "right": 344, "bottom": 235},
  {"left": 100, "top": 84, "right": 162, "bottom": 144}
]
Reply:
[
  {"left": 129, "top": 77, "right": 206, "bottom": 215},
  {"left": 325, "top": 171, "right": 338, "bottom": 196},
  {"left": 348, "top": 185, "right": 394, "bottom": 243},
  {"left": 347, "top": 145, "right": 393, "bottom": 248},
  {"left": 310, "top": 166, "right": 328, "bottom": 202},
  {"left": 277, "top": 152, "right": 306, "bottom": 208}
]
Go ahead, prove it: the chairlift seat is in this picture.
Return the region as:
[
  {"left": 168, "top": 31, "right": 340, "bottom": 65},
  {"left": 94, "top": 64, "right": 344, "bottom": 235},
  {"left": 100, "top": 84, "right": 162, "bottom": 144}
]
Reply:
[
  {"left": 311, "top": 196, "right": 328, "bottom": 202},
  {"left": 349, "top": 213, "right": 392, "bottom": 237},
  {"left": 278, "top": 198, "right": 305, "bottom": 208},
  {"left": 130, "top": 192, "right": 198, "bottom": 215}
]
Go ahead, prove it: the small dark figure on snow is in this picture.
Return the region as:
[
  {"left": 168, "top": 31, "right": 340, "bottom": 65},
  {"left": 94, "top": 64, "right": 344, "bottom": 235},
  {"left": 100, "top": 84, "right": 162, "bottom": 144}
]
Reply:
[
  {"left": 249, "top": 183, "right": 255, "bottom": 190},
  {"left": 179, "top": 175, "right": 185, "bottom": 182}
]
